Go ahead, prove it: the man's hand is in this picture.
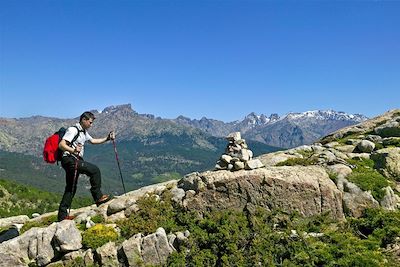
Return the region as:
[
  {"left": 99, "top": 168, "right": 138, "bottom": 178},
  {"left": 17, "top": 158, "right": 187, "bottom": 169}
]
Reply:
[
  {"left": 74, "top": 143, "right": 83, "bottom": 155},
  {"left": 107, "top": 131, "right": 115, "bottom": 141}
]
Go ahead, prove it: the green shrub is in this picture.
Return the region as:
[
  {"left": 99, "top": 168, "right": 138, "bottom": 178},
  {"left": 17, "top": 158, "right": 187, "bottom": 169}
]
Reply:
[
  {"left": 349, "top": 208, "right": 400, "bottom": 248},
  {"left": 306, "top": 231, "right": 385, "bottom": 266},
  {"left": 252, "top": 210, "right": 392, "bottom": 266},
  {"left": 327, "top": 171, "right": 338, "bottom": 184},
  {"left": 82, "top": 224, "right": 119, "bottom": 249},
  {"left": 336, "top": 133, "right": 363, "bottom": 145},
  {"left": 382, "top": 138, "right": 400, "bottom": 147},
  {"left": 91, "top": 214, "right": 105, "bottom": 224},
  {"left": 166, "top": 208, "right": 393, "bottom": 266},
  {"left": 296, "top": 149, "right": 314, "bottom": 158},
  {"left": 0, "top": 187, "right": 5, "bottom": 198},
  {"left": 275, "top": 149, "right": 318, "bottom": 167},
  {"left": 78, "top": 214, "right": 106, "bottom": 232},
  {"left": 63, "top": 256, "right": 98, "bottom": 267},
  {"left": 20, "top": 214, "right": 58, "bottom": 233},
  {"left": 374, "top": 119, "right": 389, "bottom": 128},
  {"left": 345, "top": 158, "right": 390, "bottom": 201},
  {"left": 374, "top": 142, "right": 384, "bottom": 150},
  {"left": 117, "top": 191, "right": 180, "bottom": 239},
  {"left": 64, "top": 258, "right": 83, "bottom": 267},
  {"left": 167, "top": 209, "right": 251, "bottom": 266},
  {"left": 276, "top": 157, "right": 317, "bottom": 166}
]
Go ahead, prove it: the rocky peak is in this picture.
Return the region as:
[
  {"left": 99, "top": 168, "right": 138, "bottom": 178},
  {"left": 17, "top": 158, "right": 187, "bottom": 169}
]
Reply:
[
  {"left": 259, "top": 114, "right": 269, "bottom": 124},
  {"left": 139, "top": 113, "right": 156, "bottom": 120},
  {"left": 269, "top": 113, "right": 280, "bottom": 122},
  {"left": 101, "top": 104, "right": 136, "bottom": 116},
  {"left": 175, "top": 115, "right": 191, "bottom": 122},
  {"left": 243, "top": 112, "right": 271, "bottom": 126}
]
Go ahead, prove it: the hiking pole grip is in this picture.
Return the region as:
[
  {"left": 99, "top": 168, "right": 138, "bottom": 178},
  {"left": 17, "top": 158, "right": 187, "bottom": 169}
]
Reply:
[{"left": 113, "top": 139, "right": 126, "bottom": 194}]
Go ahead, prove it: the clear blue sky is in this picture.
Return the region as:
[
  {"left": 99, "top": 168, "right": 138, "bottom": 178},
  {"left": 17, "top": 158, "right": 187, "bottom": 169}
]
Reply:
[{"left": 1, "top": 0, "right": 399, "bottom": 122}]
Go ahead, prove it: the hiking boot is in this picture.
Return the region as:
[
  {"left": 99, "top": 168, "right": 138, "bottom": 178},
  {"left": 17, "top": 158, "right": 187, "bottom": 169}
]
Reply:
[
  {"left": 61, "top": 215, "right": 75, "bottom": 221},
  {"left": 96, "top": 194, "right": 111, "bottom": 206}
]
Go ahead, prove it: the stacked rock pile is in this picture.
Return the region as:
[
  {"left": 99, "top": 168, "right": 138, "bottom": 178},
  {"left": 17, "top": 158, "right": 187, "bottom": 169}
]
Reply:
[{"left": 215, "top": 132, "right": 264, "bottom": 171}]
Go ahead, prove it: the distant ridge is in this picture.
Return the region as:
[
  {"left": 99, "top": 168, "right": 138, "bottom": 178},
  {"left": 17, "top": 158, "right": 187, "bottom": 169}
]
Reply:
[
  {"left": 173, "top": 109, "right": 368, "bottom": 148},
  {"left": 0, "top": 105, "right": 366, "bottom": 154}
]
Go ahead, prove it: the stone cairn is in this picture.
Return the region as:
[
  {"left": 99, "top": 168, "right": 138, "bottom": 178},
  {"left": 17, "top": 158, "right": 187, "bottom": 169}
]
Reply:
[{"left": 215, "top": 132, "right": 264, "bottom": 171}]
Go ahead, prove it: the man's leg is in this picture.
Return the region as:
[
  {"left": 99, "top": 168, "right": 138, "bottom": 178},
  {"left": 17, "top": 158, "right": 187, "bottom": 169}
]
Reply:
[
  {"left": 78, "top": 160, "right": 104, "bottom": 202},
  {"left": 58, "top": 156, "right": 78, "bottom": 221}
]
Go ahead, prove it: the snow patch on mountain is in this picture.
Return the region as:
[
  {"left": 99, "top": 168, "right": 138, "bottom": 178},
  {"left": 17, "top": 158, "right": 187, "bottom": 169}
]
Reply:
[{"left": 284, "top": 110, "right": 367, "bottom": 122}]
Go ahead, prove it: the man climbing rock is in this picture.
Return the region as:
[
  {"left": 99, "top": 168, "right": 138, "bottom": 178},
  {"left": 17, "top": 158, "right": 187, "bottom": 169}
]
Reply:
[{"left": 58, "top": 111, "right": 115, "bottom": 221}]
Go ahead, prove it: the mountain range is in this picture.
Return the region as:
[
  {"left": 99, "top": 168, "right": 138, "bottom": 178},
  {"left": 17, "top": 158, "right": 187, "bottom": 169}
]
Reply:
[
  {"left": 174, "top": 109, "right": 367, "bottom": 148},
  {"left": 0, "top": 104, "right": 366, "bottom": 194}
]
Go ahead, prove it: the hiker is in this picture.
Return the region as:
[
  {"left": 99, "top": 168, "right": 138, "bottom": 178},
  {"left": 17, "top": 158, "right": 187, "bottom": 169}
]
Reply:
[{"left": 57, "top": 111, "right": 115, "bottom": 221}]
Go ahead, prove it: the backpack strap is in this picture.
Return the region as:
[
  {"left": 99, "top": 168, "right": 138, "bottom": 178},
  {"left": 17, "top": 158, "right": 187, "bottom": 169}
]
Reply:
[{"left": 71, "top": 126, "right": 85, "bottom": 144}]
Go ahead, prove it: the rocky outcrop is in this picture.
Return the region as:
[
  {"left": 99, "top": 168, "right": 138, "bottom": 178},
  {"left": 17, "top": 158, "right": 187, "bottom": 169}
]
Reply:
[
  {"left": 0, "top": 215, "right": 30, "bottom": 228},
  {"left": 141, "top": 227, "right": 173, "bottom": 265},
  {"left": 120, "top": 228, "right": 174, "bottom": 266},
  {"left": 0, "top": 222, "right": 176, "bottom": 267},
  {"left": 258, "top": 151, "right": 303, "bottom": 167},
  {"left": 336, "top": 178, "right": 380, "bottom": 218},
  {"left": 380, "top": 186, "right": 400, "bottom": 211},
  {"left": 121, "top": 234, "right": 142, "bottom": 266},
  {"left": 371, "top": 147, "right": 400, "bottom": 180},
  {"left": 0, "top": 220, "right": 80, "bottom": 267},
  {"left": 356, "top": 140, "right": 375, "bottom": 153},
  {"left": 96, "top": 242, "right": 119, "bottom": 267},
  {"left": 374, "top": 117, "right": 400, "bottom": 137},
  {"left": 0, "top": 180, "right": 180, "bottom": 267},
  {"left": 178, "top": 166, "right": 344, "bottom": 220},
  {"left": 252, "top": 109, "right": 400, "bottom": 218},
  {"left": 320, "top": 110, "right": 397, "bottom": 144}
]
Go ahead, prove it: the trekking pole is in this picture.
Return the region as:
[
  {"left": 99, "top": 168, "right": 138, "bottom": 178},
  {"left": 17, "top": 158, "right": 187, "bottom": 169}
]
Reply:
[
  {"left": 68, "top": 157, "right": 79, "bottom": 217},
  {"left": 112, "top": 139, "right": 126, "bottom": 194}
]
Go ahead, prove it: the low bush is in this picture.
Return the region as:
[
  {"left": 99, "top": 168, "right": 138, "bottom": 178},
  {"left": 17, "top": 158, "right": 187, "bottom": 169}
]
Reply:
[
  {"left": 63, "top": 256, "right": 98, "bottom": 267},
  {"left": 336, "top": 133, "right": 362, "bottom": 145},
  {"left": 20, "top": 214, "right": 57, "bottom": 233},
  {"left": 374, "top": 142, "right": 384, "bottom": 150},
  {"left": 117, "top": 191, "right": 180, "bottom": 239},
  {"left": 349, "top": 208, "right": 400, "bottom": 248},
  {"left": 327, "top": 171, "right": 339, "bottom": 184},
  {"left": 166, "top": 208, "right": 395, "bottom": 266},
  {"left": 90, "top": 214, "right": 105, "bottom": 224},
  {"left": 383, "top": 138, "right": 400, "bottom": 147},
  {"left": 345, "top": 158, "right": 390, "bottom": 201},
  {"left": 82, "top": 224, "right": 119, "bottom": 249},
  {"left": 276, "top": 157, "right": 317, "bottom": 166}
]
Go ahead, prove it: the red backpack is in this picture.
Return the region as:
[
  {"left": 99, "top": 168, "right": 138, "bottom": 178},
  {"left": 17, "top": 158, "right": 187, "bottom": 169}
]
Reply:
[{"left": 43, "top": 126, "right": 81, "bottom": 163}]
